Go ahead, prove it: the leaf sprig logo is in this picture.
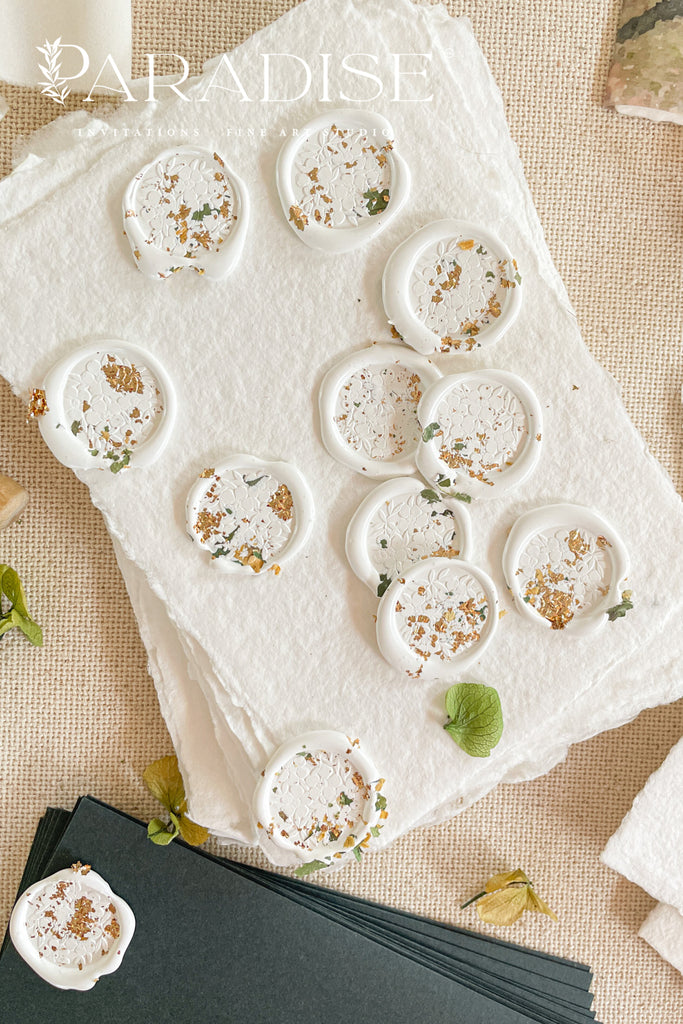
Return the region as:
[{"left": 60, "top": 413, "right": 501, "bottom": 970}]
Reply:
[{"left": 37, "top": 38, "right": 71, "bottom": 105}]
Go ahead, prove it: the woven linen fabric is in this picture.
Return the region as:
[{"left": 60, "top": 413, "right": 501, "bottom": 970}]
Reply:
[{"left": 0, "top": 3, "right": 682, "bottom": 1023}]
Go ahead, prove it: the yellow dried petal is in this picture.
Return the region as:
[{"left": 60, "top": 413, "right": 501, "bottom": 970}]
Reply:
[
  {"left": 178, "top": 813, "right": 210, "bottom": 847},
  {"left": 476, "top": 887, "right": 529, "bottom": 926},
  {"left": 484, "top": 869, "right": 530, "bottom": 892},
  {"left": 143, "top": 754, "right": 186, "bottom": 815}
]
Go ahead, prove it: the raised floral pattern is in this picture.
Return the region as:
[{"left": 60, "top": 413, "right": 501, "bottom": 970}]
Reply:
[
  {"left": 393, "top": 564, "right": 490, "bottom": 678},
  {"left": 367, "top": 490, "right": 463, "bottom": 580},
  {"left": 334, "top": 365, "right": 423, "bottom": 460},
  {"left": 63, "top": 351, "right": 164, "bottom": 473},
  {"left": 23, "top": 874, "right": 121, "bottom": 971},
  {"left": 187, "top": 468, "right": 295, "bottom": 573},
  {"left": 291, "top": 123, "right": 393, "bottom": 231},
  {"left": 516, "top": 527, "right": 613, "bottom": 630},
  {"left": 409, "top": 236, "right": 520, "bottom": 351}
]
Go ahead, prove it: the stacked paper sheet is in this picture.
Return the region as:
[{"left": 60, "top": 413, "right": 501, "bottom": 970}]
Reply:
[
  {"left": 0, "top": 797, "right": 600, "bottom": 1024},
  {"left": 1, "top": 0, "right": 683, "bottom": 856}
]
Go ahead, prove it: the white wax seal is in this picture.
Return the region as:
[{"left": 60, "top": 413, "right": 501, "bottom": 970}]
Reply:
[
  {"left": 122, "top": 147, "right": 249, "bottom": 280},
  {"left": 9, "top": 864, "right": 135, "bottom": 991},
  {"left": 37, "top": 341, "right": 176, "bottom": 473},
  {"left": 502, "top": 503, "right": 630, "bottom": 636},
  {"left": 416, "top": 370, "right": 543, "bottom": 500},
  {"left": 376, "top": 557, "right": 498, "bottom": 680},
  {"left": 319, "top": 344, "right": 442, "bottom": 477},
  {"left": 253, "top": 731, "right": 386, "bottom": 870},
  {"left": 185, "top": 456, "right": 314, "bottom": 575},
  {"left": 382, "top": 219, "right": 522, "bottom": 354},
  {"left": 345, "top": 477, "right": 472, "bottom": 595},
  {"left": 276, "top": 109, "right": 410, "bottom": 253}
]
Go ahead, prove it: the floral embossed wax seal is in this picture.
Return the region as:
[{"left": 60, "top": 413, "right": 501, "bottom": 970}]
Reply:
[
  {"left": 502, "top": 504, "right": 630, "bottom": 635},
  {"left": 376, "top": 557, "right": 499, "bottom": 680},
  {"left": 319, "top": 344, "right": 441, "bottom": 477},
  {"left": 416, "top": 370, "right": 543, "bottom": 501},
  {"left": 276, "top": 110, "right": 410, "bottom": 252},
  {"left": 345, "top": 476, "right": 472, "bottom": 595},
  {"left": 36, "top": 341, "right": 176, "bottom": 473},
  {"left": 253, "top": 731, "right": 387, "bottom": 873},
  {"left": 122, "top": 147, "right": 249, "bottom": 280},
  {"left": 9, "top": 864, "right": 135, "bottom": 991},
  {"left": 185, "top": 456, "right": 314, "bottom": 575},
  {"left": 382, "top": 219, "right": 522, "bottom": 354}
]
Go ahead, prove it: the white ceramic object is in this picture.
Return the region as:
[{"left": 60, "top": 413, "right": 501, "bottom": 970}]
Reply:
[
  {"left": 382, "top": 219, "right": 522, "bottom": 354},
  {"left": 416, "top": 370, "right": 543, "bottom": 501},
  {"left": 502, "top": 503, "right": 630, "bottom": 636},
  {"left": 37, "top": 341, "right": 176, "bottom": 473},
  {"left": 319, "top": 344, "right": 442, "bottom": 477},
  {"left": 185, "top": 455, "right": 314, "bottom": 575},
  {"left": 376, "top": 557, "right": 498, "bottom": 680},
  {"left": 9, "top": 864, "right": 135, "bottom": 991},
  {"left": 122, "top": 147, "right": 249, "bottom": 280},
  {"left": 276, "top": 109, "right": 410, "bottom": 253},
  {"left": 345, "top": 477, "right": 472, "bottom": 595},
  {"left": 253, "top": 730, "right": 386, "bottom": 870}
]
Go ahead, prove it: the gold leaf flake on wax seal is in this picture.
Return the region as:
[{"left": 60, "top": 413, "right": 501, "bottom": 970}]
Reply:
[
  {"left": 102, "top": 360, "right": 144, "bottom": 395},
  {"left": 27, "top": 388, "right": 49, "bottom": 419}
]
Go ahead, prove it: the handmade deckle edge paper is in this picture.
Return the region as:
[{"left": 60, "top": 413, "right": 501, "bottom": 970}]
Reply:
[{"left": 0, "top": 0, "right": 682, "bottom": 847}]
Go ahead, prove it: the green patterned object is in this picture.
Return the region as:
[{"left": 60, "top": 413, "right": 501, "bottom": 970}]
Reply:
[{"left": 605, "top": 0, "right": 683, "bottom": 122}]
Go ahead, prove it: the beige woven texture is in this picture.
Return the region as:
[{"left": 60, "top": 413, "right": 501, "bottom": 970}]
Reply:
[{"left": 1, "top": 1, "right": 682, "bottom": 1019}]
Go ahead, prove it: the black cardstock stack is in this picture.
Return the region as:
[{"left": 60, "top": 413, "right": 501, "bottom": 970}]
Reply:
[{"left": 0, "top": 797, "right": 599, "bottom": 1023}]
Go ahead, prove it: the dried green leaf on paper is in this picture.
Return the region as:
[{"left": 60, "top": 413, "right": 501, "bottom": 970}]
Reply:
[{"left": 443, "top": 682, "right": 503, "bottom": 757}]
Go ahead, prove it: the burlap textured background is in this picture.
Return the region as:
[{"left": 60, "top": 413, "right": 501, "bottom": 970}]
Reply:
[{"left": 1, "top": 2, "right": 682, "bottom": 1020}]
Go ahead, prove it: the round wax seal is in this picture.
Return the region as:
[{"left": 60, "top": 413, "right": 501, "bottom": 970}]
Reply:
[
  {"left": 416, "top": 370, "right": 543, "bottom": 500},
  {"left": 502, "top": 503, "right": 629, "bottom": 635},
  {"left": 319, "top": 344, "right": 442, "bottom": 477},
  {"left": 376, "top": 557, "right": 498, "bottom": 680},
  {"left": 276, "top": 109, "right": 410, "bottom": 252},
  {"left": 9, "top": 863, "right": 135, "bottom": 991},
  {"left": 122, "top": 147, "right": 249, "bottom": 280},
  {"left": 382, "top": 219, "right": 522, "bottom": 354},
  {"left": 253, "top": 731, "right": 386, "bottom": 870},
  {"left": 186, "top": 456, "right": 314, "bottom": 575},
  {"left": 345, "top": 477, "right": 472, "bottom": 595},
  {"left": 37, "top": 341, "right": 176, "bottom": 473}
]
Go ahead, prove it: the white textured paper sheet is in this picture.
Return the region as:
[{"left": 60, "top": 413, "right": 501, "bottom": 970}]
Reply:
[
  {"left": 602, "top": 737, "right": 683, "bottom": 975},
  {"left": 1, "top": 0, "right": 683, "bottom": 853}
]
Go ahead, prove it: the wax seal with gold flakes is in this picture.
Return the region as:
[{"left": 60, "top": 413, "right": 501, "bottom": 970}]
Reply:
[
  {"left": 319, "top": 344, "right": 442, "bottom": 477},
  {"left": 9, "top": 863, "right": 135, "bottom": 991},
  {"left": 382, "top": 219, "right": 522, "bottom": 354},
  {"left": 416, "top": 370, "right": 543, "bottom": 501},
  {"left": 185, "top": 456, "right": 314, "bottom": 575},
  {"left": 36, "top": 341, "right": 176, "bottom": 473},
  {"left": 345, "top": 477, "right": 472, "bottom": 595},
  {"left": 376, "top": 557, "right": 499, "bottom": 680},
  {"left": 276, "top": 109, "right": 410, "bottom": 253},
  {"left": 502, "top": 504, "right": 630, "bottom": 636},
  {"left": 122, "top": 147, "right": 249, "bottom": 280},
  {"left": 253, "top": 731, "right": 386, "bottom": 871}
]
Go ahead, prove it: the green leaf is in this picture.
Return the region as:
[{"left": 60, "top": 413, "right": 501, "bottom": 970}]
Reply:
[
  {"left": 422, "top": 422, "right": 440, "bottom": 443},
  {"left": 0, "top": 617, "right": 16, "bottom": 637},
  {"left": 191, "top": 202, "right": 213, "bottom": 221},
  {"left": 10, "top": 609, "right": 43, "bottom": 646},
  {"left": 2, "top": 567, "right": 28, "bottom": 617},
  {"left": 375, "top": 792, "right": 387, "bottom": 813},
  {"left": 338, "top": 791, "right": 352, "bottom": 806},
  {"left": 363, "top": 188, "right": 390, "bottom": 215},
  {"left": 379, "top": 539, "right": 387, "bottom": 549},
  {"left": 607, "top": 591, "right": 633, "bottom": 622},
  {"left": 451, "top": 492, "right": 472, "bottom": 503},
  {"left": 244, "top": 475, "right": 265, "bottom": 487},
  {"left": 108, "top": 449, "right": 131, "bottom": 474},
  {"left": 444, "top": 682, "right": 503, "bottom": 758},
  {"left": 70, "top": 419, "right": 81, "bottom": 436},
  {"left": 147, "top": 818, "right": 178, "bottom": 845},
  {"left": 293, "top": 859, "right": 328, "bottom": 878},
  {"left": 353, "top": 845, "right": 363, "bottom": 863},
  {"left": 377, "top": 573, "right": 392, "bottom": 598},
  {"left": 369, "top": 826, "right": 380, "bottom": 838}
]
